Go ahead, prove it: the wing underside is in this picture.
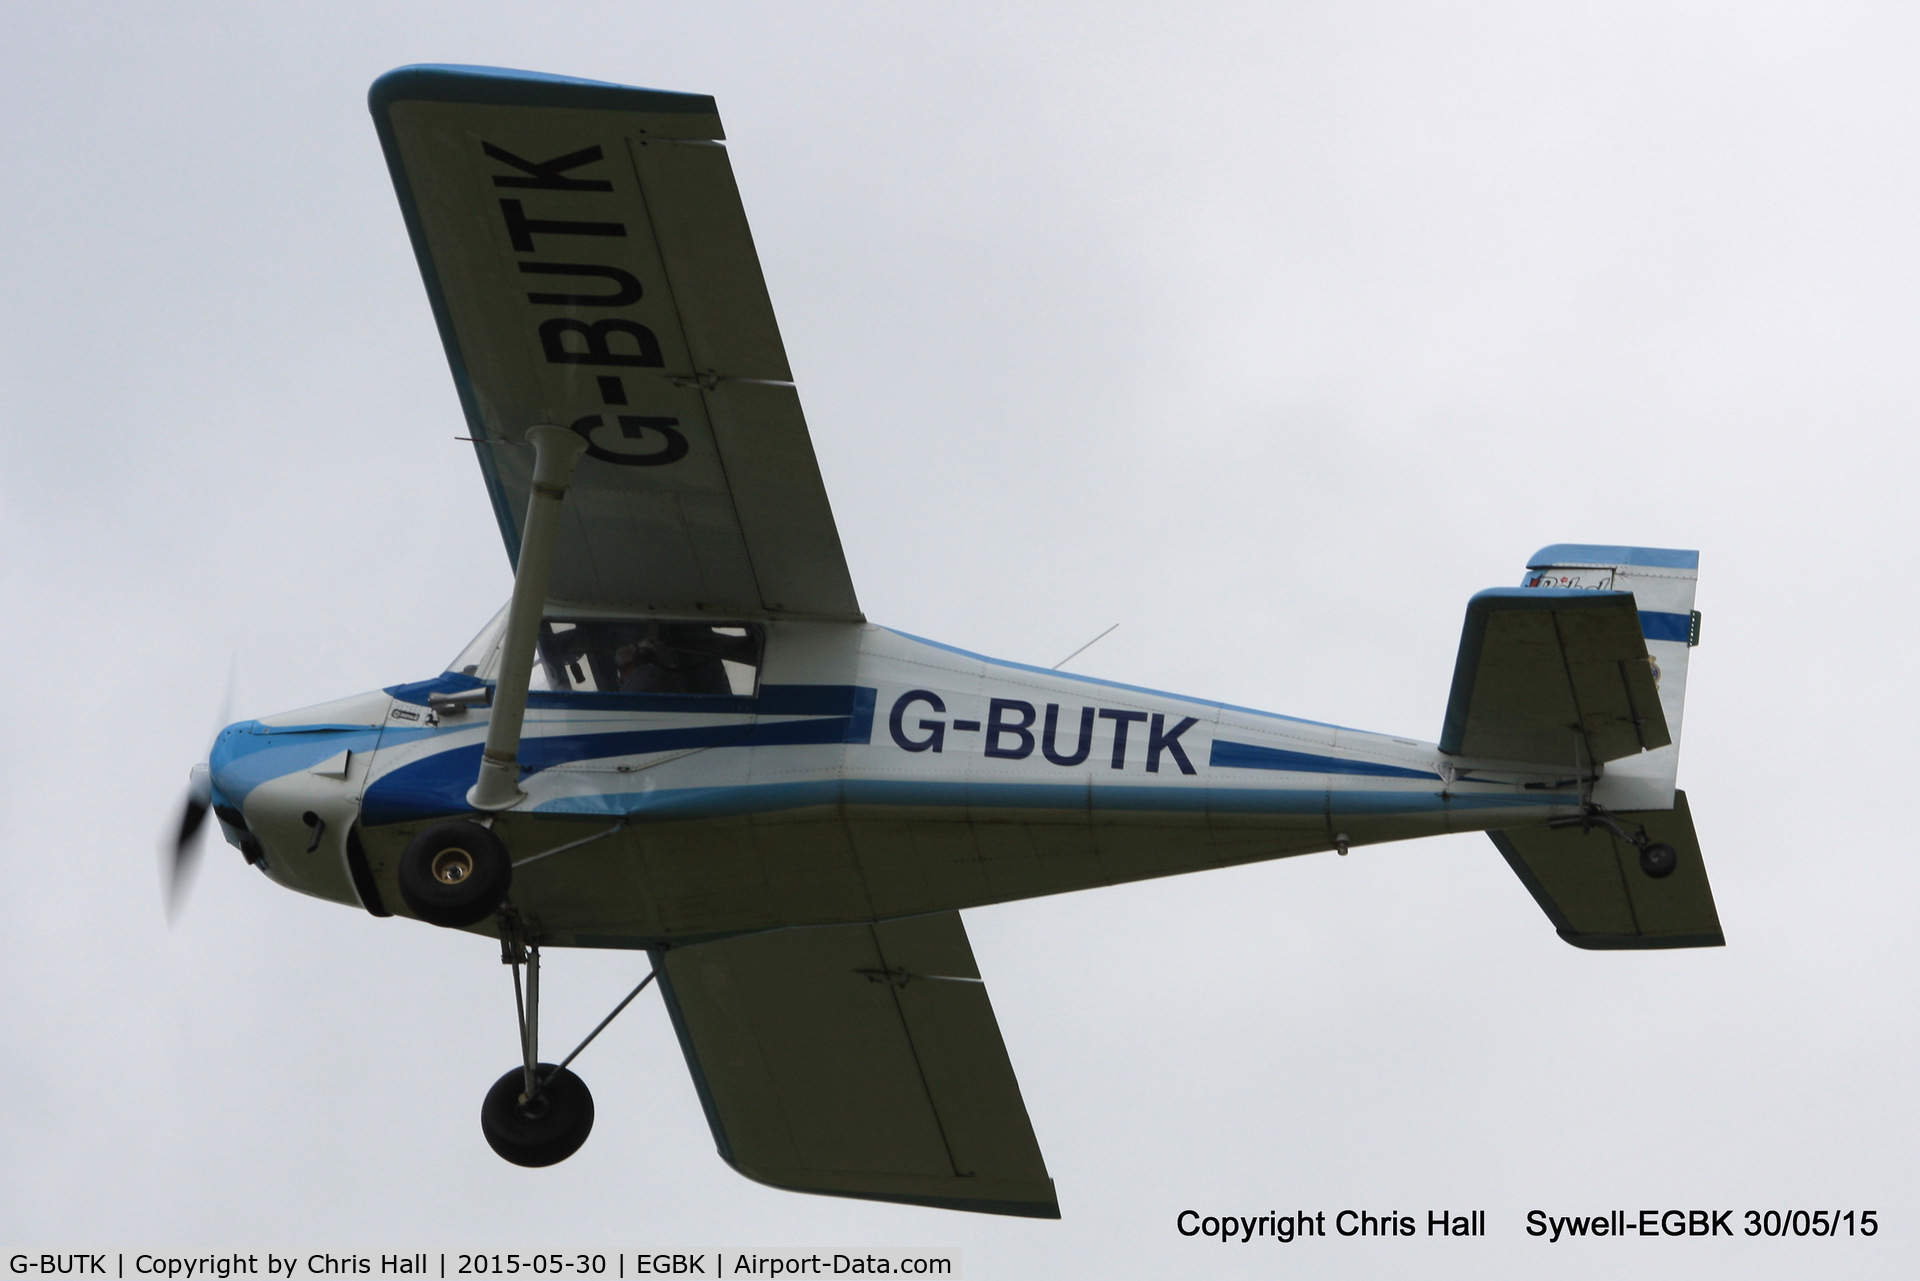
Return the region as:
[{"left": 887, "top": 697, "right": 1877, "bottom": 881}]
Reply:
[
  {"left": 653, "top": 911, "right": 1059, "bottom": 1218},
  {"left": 371, "top": 65, "right": 860, "bottom": 621}
]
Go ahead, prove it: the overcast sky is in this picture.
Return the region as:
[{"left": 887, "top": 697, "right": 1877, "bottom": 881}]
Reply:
[{"left": 2, "top": 2, "right": 1915, "bottom": 1277}]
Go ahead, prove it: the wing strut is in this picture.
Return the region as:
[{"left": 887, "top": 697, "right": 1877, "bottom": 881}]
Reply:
[{"left": 469, "top": 424, "right": 588, "bottom": 811}]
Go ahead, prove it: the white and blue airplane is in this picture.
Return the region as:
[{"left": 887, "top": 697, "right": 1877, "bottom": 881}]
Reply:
[{"left": 168, "top": 65, "right": 1721, "bottom": 1219}]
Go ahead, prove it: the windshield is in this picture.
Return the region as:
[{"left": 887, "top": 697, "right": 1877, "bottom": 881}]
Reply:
[{"left": 447, "top": 604, "right": 510, "bottom": 679}]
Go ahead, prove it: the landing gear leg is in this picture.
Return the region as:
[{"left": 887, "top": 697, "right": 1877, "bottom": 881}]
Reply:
[
  {"left": 1548, "top": 804, "right": 1678, "bottom": 880},
  {"left": 515, "top": 932, "right": 540, "bottom": 1096},
  {"left": 482, "top": 919, "right": 594, "bottom": 1168},
  {"left": 477, "top": 918, "right": 658, "bottom": 1168}
]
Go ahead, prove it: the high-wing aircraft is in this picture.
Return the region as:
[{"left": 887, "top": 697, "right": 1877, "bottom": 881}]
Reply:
[{"left": 167, "top": 65, "right": 1721, "bottom": 1219}]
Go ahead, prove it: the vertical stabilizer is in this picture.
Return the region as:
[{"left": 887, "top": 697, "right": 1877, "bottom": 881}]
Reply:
[{"left": 1522, "top": 545, "right": 1698, "bottom": 809}]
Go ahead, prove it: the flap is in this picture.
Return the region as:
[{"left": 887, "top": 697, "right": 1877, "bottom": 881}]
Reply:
[
  {"left": 370, "top": 65, "right": 861, "bottom": 622},
  {"left": 1440, "top": 588, "right": 1669, "bottom": 767},
  {"left": 654, "top": 912, "right": 1059, "bottom": 1218},
  {"left": 1490, "top": 791, "right": 1724, "bottom": 949}
]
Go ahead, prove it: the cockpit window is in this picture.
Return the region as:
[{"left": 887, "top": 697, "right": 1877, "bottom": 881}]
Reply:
[
  {"left": 448, "top": 607, "right": 762, "bottom": 697},
  {"left": 537, "top": 620, "right": 761, "bottom": 696}
]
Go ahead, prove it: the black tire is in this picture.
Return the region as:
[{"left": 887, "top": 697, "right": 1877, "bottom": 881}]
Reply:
[
  {"left": 480, "top": 1064, "right": 594, "bottom": 1167},
  {"left": 397, "top": 820, "right": 511, "bottom": 927},
  {"left": 1639, "top": 841, "right": 1678, "bottom": 879}
]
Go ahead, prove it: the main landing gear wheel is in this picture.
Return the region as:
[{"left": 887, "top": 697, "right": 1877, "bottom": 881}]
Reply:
[
  {"left": 481, "top": 1064, "right": 595, "bottom": 1167},
  {"left": 1639, "top": 841, "right": 1679, "bottom": 879},
  {"left": 398, "top": 820, "right": 512, "bottom": 927},
  {"left": 480, "top": 923, "right": 652, "bottom": 1172}
]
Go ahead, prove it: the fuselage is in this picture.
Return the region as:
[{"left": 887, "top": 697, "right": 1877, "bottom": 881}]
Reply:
[{"left": 208, "top": 621, "right": 1585, "bottom": 946}]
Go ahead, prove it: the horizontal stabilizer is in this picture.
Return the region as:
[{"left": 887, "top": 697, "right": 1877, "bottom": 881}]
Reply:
[
  {"left": 1441, "top": 588, "right": 1669, "bottom": 768},
  {"left": 1490, "top": 791, "right": 1723, "bottom": 949},
  {"left": 655, "top": 912, "right": 1059, "bottom": 1218}
]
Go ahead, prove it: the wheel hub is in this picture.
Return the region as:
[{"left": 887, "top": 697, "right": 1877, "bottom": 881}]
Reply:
[{"left": 431, "top": 847, "right": 474, "bottom": 884}]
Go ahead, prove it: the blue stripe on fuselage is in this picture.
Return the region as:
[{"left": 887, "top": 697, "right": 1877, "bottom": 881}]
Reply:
[
  {"left": 359, "top": 702, "right": 875, "bottom": 826},
  {"left": 1208, "top": 738, "right": 1438, "bottom": 779},
  {"left": 385, "top": 678, "right": 874, "bottom": 720},
  {"left": 209, "top": 722, "right": 433, "bottom": 805}
]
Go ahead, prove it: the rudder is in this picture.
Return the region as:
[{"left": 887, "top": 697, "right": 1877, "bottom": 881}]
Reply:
[{"left": 1521, "top": 544, "right": 1700, "bottom": 810}]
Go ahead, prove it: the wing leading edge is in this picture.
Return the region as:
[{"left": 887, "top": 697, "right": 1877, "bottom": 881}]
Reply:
[
  {"left": 653, "top": 912, "right": 1060, "bottom": 1218},
  {"left": 370, "top": 65, "right": 861, "bottom": 621}
]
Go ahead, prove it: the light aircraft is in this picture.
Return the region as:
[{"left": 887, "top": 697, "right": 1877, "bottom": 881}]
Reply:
[{"left": 168, "top": 64, "right": 1722, "bottom": 1219}]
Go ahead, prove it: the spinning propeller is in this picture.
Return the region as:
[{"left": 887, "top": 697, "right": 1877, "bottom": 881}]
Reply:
[
  {"left": 164, "top": 674, "right": 231, "bottom": 919},
  {"left": 165, "top": 764, "right": 214, "bottom": 919}
]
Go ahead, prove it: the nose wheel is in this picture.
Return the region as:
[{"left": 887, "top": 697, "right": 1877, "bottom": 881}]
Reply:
[
  {"left": 483, "top": 918, "right": 656, "bottom": 1169},
  {"left": 398, "top": 820, "right": 512, "bottom": 926}
]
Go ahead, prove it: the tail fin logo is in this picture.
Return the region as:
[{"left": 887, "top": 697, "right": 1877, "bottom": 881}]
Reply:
[{"left": 1525, "top": 569, "right": 1615, "bottom": 590}]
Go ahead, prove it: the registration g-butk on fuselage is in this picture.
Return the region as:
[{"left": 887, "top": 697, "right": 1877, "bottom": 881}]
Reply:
[{"left": 210, "top": 577, "right": 1689, "bottom": 949}]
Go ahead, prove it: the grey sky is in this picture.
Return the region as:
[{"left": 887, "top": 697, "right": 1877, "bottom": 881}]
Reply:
[{"left": 2, "top": 2, "right": 1914, "bottom": 1276}]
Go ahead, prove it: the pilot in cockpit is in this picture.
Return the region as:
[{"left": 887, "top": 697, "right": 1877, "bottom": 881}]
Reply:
[{"left": 613, "top": 624, "right": 756, "bottom": 695}]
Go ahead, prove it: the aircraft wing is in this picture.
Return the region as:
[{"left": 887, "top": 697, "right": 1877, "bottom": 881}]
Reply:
[
  {"left": 1440, "top": 588, "right": 1670, "bottom": 768},
  {"left": 370, "top": 65, "right": 861, "bottom": 621},
  {"left": 653, "top": 912, "right": 1059, "bottom": 1218}
]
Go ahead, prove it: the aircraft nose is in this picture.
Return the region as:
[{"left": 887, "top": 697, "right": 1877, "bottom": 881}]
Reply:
[
  {"left": 206, "top": 721, "right": 254, "bottom": 805},
  {"left": 205, "top": 721, "right": 273, "bottom": 867}
]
